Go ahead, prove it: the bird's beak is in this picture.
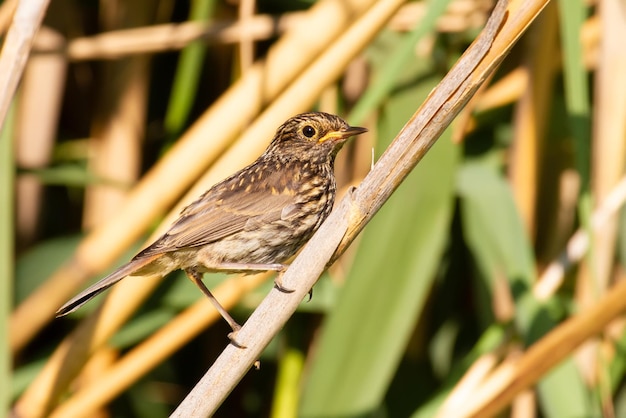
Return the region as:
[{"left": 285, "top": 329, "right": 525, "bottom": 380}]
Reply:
[{"left": 318, "top": 126, "right": 368, "bottom": 143}]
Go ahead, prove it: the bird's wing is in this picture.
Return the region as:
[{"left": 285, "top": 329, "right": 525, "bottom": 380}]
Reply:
[{"left": 135, "top": 185, "right": 298, "bottom": 258}]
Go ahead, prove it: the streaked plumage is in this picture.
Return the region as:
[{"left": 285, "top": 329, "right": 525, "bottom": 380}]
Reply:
[{"left": 56, "top": 112, "right": 367, "bottom": 342}]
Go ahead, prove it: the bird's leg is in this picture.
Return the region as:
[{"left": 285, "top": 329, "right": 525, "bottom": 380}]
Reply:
[
  {"left": 213, "top": 262, "right": 287, "bottom": 272},
  {"left": 201, "top": 259, "right": 297, "bottom": 296},
  {"left": 184, "top": 268, "right": 246, "bottom": 348},
  {"left": 207, "top": 260, "right": 310, "bottom": 299}
]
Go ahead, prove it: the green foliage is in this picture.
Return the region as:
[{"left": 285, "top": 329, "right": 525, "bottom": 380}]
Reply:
[
  {"left": 164, "top": 0, "right": 217, "bottom": 139},
  {"left": 1, "top": 99, "right": 16, "bottom": 418},
  {"left": 10, "top": 1, "right": 626, "bottom": 417},
  {"left": 15, "top": 235, "right": 83, "bottom": 303}
]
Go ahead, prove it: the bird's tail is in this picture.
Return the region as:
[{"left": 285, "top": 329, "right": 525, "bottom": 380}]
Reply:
[{"left": 56, "top": 255, "right": 160, "bottom": 317}]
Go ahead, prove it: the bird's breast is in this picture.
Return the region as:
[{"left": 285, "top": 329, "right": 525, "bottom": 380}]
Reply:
[{"left": 203, "top": 164, "right": 337, "bottom": 266}]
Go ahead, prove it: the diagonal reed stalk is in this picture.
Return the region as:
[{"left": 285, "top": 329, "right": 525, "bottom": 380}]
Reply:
[{"left": 170, "top": 1, "right": 557, "bottom": 415}]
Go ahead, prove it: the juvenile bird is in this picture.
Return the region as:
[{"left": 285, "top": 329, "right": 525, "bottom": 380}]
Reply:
[{"left": 56, "top": 112, "right": 367, "bottom": 344}]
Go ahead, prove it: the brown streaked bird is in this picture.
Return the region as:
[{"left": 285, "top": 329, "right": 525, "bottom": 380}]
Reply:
[{"left": 56, "top": 112, "right": 367, "bottom": 345}]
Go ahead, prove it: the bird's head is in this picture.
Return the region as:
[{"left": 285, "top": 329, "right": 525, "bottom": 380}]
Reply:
[{"left": 267, "top": 112, "right": 367, "bottom": 161}]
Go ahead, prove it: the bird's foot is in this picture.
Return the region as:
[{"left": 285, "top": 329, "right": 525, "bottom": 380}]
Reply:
[
  {"left": 273, "top": 280, "right": 294, "bottom": 293},
  {"left": 227, "top": 324, "right": 247, "bottom": 349},
  {"left": 274, "top": 272, "right": 313, "bottom": 301},
  {"left": 273, "top": 271, "right": 294, "bottom": 293},
  {"left": 185, "top": 269, "right": 247, "bottom": 349}
]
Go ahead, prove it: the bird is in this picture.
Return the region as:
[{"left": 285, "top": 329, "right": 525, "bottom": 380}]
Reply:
[{"left": 56, "top": 112, "right": 367, "bottom": 345}]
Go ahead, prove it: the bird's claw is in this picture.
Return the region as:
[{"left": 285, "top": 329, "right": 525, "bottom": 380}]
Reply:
[
  {"left": 274, "top": 270, "right": 295, "bottom": 293},
  {"left": 228, "top": 325, "right": 246, "bottom": 349},
  {"left": 274, "top": 280, "right": 295, "bottom": 293},
  {"left": 274, "top": 279, "right": 313, "bottom": 302}
]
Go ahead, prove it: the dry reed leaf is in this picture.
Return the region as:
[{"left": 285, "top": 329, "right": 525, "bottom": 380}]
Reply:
[
  {"left": 436, "top": 352, "right": 501, "bottom": 417},
  {"left": 475, "top": 66, "right": 528, "bottom": 111},
  {"left": 534, "top": 175, "right": 626, "bottom": 299},
  {"left": 445, "top": 171, "right": 626, "bottom": 415},
  {"left": 54, "top": 13, "right": 305, "bottom": 61},
  {"left": 237, "top": 0, "right": 256, "bottom": 75},
  {"left": 462, "top": 277, "right": 626, "bottom": 417},
  {"left": 82, "top": 0, "right": 154, "bottom": 228},
  {"left": 82, "top": 56, "right": 150, "bottom": 228},
  {"left": 511, "top": 389, "right": 537, "bottom": 418},
  {"left": 508, "top": 1, "right": 558, "bottom": 238},
  {"left": 457, "top": 11, "right": 598, "bottom": 140},
  {"left": 572, "top": 1, "right": 626, "bottom": 393},
  {"left": 0, "top": 0, "right": 50, "bottom": 127},
  {"left": 38, "top": 1, "right": 493, "bottom": 62},
  {"left": 15, "top": 27, "right": 66, "bottom": 248},
  {"left": 389, "top": 0, "right": 492, "bottom": 33},
  {"left": 0, "top": 0, "right": 17, "bottom": 34},
  {"left": 589, "top": 0, "right": 626, "bottom": 292}
]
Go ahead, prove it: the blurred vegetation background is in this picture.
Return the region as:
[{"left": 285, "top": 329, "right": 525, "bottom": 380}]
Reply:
[{"left": 3, "top": 0, "right": 626, "bottom": 417}]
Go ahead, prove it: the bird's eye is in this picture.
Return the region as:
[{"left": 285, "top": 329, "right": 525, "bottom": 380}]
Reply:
[{"left": 302, "top": 125, "right": 316, "bottom": 138}]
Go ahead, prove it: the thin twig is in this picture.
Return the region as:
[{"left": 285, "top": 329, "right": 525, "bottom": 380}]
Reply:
[
  {"left": 170, "top": 1, "right": 522, "bottom": 416},
  {"left": 41, "top": 13, "right": 305, "bottom": 61}
]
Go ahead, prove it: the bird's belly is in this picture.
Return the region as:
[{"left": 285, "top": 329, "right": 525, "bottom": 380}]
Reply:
[{"left": 195, "top": 219, "right": 319, "bottom": 271}]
